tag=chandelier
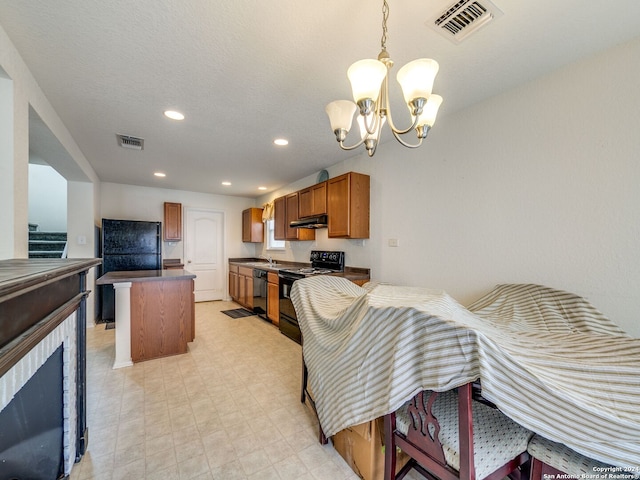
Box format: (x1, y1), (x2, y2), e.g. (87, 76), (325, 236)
(326, 0), (443, 157)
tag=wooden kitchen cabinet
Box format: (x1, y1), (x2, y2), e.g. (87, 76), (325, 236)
(130, 277), (194, 362)
(96, 270), (196, 364)
(242, 207), (264, 243)
(274, 192), (315, 241)
(327, 172), (370, 238)
(229, 264), (239, 301)
(285, 192), (315, 241)
(237, 266), (254, 309)
(163, 202), (182, 241)
(299, 181), (327, 218)
(273, 195), (286, 241)
(267, 271), (279, 325)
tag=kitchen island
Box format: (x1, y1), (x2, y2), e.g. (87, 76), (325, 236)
(96, 269), (195, 368)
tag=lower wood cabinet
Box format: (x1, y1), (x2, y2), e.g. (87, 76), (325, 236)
(130, 278), (194, 362)
(267, 272), (279, 325)
(238, 267), (253, 309)
(229, 265), (239, 301)
(229, 264), (253, 309)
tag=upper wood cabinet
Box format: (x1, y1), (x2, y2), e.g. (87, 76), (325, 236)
(163, 202), (182, 241)
(327, 172), (370, 238)
(242, 208), (264, 243)
(273, 196), (286, 241)
(285, 192), (315, 241)
(272, 171), (368, 241)
(299, 181), (327, 218)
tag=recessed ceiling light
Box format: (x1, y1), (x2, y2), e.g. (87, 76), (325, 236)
(274, 138), (288, 146)
(164, 110), (185, 120)
(222, 181), (232, 186)
(258, 186), (267, 191)
(154, 172), (166, 177)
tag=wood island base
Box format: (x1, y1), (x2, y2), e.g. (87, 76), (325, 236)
(97, 269), (196, 367)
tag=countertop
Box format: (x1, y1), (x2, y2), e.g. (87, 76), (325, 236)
(96, 269), (196, 285)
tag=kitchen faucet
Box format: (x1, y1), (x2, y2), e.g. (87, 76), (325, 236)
(259, 254), (273, 266)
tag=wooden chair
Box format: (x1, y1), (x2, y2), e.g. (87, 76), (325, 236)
(384, 382), (532, 480)
(528, 434), (627, 480)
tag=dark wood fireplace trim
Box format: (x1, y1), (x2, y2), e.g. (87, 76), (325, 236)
(0, 291), (85, 378)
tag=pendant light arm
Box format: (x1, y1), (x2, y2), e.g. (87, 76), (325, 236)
(390, 128), (424, 148)
(337, 136), (367, 151)
(379, 63), (421, 136)
(385, 102), (421, 136)
(361, 103), (379, 136)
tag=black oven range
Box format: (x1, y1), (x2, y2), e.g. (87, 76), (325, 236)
(278, 251), (345, 344)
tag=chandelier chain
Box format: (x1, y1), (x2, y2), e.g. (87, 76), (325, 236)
(325, 0), (442, 156)
(381, 0), (389, 50)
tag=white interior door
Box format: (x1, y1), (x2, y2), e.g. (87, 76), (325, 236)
(184, 208), (224, 302)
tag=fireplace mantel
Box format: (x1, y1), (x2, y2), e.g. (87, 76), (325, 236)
(0, 258), (100, 374)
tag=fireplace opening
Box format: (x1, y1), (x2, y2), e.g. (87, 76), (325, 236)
(0, 345), (64, 479)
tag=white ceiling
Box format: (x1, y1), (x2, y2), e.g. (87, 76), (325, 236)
(1, 0), (640, 197)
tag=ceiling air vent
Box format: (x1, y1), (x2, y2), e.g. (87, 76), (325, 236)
(428, 0), (503, 44)
(116, 134), (144, 150)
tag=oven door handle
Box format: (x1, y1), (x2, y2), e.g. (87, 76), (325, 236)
(279, 274), (302, 283)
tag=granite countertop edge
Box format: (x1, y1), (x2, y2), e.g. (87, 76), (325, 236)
(228, 258), (370, 280)
(96, 269), (196, 285)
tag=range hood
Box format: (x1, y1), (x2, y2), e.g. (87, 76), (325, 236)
(290, 215), (328, 229)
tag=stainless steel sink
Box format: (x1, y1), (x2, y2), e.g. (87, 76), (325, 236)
(244, 262), (284, 269)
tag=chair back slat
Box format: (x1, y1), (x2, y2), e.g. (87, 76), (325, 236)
(406, 391), (448, 465)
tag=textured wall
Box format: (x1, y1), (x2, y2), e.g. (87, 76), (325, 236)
(369, 36), (640, 336)
(258, 36), (640, 337)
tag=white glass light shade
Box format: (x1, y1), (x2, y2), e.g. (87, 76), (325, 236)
(357, 113), (386, 139)
(347, 59), (387, 103)
(396, 58), (439, 105)
(326, 100), (358, 132)
(416, 94), (443, 128)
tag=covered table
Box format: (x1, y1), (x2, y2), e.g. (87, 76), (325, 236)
(291, 277), (640, 468)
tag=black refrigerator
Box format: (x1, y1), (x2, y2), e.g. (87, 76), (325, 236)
(100, 219), (162, 321)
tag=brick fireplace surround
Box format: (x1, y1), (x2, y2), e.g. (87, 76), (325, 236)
(0, 314), (77, 475)
(0, 258), (100, 479)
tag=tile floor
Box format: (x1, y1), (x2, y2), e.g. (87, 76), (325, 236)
(71, 300), (372, 480)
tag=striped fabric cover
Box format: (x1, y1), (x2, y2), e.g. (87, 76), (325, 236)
(290, 277), (640, 469)
(467, 283), (628, 336)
